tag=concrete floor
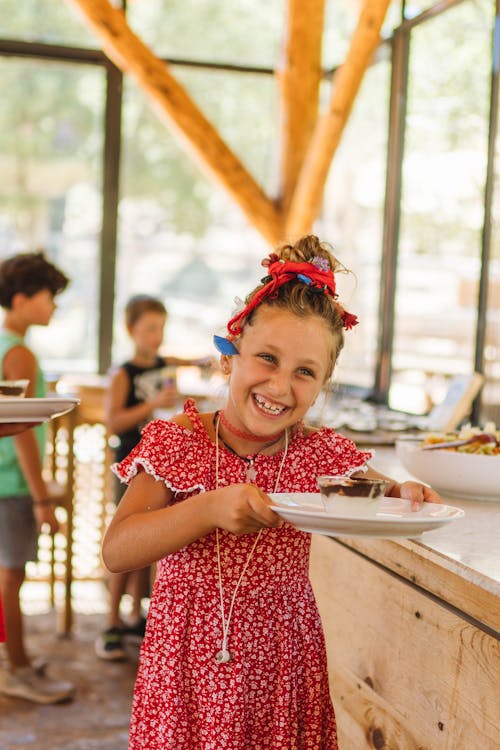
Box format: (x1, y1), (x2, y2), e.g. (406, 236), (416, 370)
(0, 611), (138, 750)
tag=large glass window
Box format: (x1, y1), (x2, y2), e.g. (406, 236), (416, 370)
(390, 0), (492, 412)
(0, 57), (105, 374)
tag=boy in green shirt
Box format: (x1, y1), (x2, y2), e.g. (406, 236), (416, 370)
(0, 252), (74, 704)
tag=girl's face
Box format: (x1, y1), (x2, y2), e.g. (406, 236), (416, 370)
(224, 307), (334, 437)
(128, 312), (166, 358)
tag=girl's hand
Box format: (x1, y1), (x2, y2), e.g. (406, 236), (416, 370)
(389, 481), (442, 511)
(208, 483), (282, 536)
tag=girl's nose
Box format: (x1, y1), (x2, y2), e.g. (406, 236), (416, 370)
(267, 371), (290, 397)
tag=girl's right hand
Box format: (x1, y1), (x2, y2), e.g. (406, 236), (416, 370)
(207, 483), (282, 536)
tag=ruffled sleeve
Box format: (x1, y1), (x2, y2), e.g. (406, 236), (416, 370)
(112, 418), (212, 495)
(307, 428), (372, 477)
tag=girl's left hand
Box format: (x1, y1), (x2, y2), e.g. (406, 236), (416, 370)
(389, 481), (442, 511)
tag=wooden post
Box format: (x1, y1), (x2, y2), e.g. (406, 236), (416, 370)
(67, 0), (283, 244)
(277, 0), (326, 216)
(285, 0), (391, 238)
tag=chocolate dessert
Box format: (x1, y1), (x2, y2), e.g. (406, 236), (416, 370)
(319, 477), (386, 499)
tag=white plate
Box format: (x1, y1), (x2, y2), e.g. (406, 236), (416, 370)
(0, 397), (80, 423)
(269, 493), (465, 539)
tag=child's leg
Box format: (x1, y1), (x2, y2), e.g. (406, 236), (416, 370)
(128, 567), (150, 621)
(0, 566), (29, 670)
(107, 570), (130, 629)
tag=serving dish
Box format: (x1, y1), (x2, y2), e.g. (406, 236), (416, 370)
(396, 438), (500, 501)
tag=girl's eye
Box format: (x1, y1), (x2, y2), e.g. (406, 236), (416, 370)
(258, 353), (276, 363)
(298, 367), (315, 378)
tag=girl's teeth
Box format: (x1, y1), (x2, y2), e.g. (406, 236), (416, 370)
(255, 395), (284, 414)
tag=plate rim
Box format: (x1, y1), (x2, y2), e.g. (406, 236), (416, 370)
(269, 498), (465, 525)
(0, 396), (80, 422)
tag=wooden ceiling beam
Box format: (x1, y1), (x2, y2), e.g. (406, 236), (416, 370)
(285, 0), (391, 238)
(67, 0), (283, 244)
(277, 0), (326, 216)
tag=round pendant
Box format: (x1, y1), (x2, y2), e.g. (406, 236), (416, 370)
(215, 649), (232, 664)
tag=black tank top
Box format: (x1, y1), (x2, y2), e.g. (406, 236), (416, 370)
(114, 356), (169, 463)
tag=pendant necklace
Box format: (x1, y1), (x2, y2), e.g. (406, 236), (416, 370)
(214, 413), (288, 664)
(213, 412), (284, 484)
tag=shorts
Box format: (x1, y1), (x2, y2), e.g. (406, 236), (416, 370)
(0, 495), (38, 568)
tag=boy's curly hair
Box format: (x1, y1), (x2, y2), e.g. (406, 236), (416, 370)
(0, 252), (69, 309)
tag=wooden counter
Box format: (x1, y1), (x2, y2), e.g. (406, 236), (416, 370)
(309, 448), (500, 750)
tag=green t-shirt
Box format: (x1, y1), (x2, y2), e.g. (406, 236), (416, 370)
(0, 330), (47, 497)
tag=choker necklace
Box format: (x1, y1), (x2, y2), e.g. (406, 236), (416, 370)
(214, 413), (288, 664)
(218, 409), (284, 443)
(213, 413), (284, 482)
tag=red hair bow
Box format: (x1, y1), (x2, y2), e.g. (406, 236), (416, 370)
(227, 255), (358, 337)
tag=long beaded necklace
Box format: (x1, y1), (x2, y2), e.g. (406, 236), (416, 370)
(214, 413), (289, 664)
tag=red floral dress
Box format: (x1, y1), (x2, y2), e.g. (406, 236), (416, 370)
(115, 399), (371, 750)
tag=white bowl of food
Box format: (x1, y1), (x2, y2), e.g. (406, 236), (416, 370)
(396, 430), (500, 501)
(317, 475), (388, 517)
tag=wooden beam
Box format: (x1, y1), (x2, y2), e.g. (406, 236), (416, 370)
(67, 0), (283, 244)
(277, 0), (326, 215)
(285, 0), (391, 238)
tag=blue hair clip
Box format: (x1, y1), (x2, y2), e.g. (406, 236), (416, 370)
(213, 335), (239, 356)
(297, 273), (312, 285)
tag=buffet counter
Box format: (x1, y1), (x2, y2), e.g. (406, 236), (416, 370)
(309, 447), (500, 750)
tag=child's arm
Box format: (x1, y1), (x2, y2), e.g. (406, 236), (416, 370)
(3, 345), (58, 533)
(164, 355), (214, 369)
(102, 471), (281, 573)
(105, 367), (176, 435)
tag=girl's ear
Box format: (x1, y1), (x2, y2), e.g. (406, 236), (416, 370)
(220, 355), (232, 375)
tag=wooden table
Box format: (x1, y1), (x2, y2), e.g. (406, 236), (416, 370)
(309, 448), (500, 750)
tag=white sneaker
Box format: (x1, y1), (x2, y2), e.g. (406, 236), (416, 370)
(0, 665), (75, 704)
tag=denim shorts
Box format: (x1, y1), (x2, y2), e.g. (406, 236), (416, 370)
(0, 495), (38, 568)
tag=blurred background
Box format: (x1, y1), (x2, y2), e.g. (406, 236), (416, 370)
(0, 0), (498, 420)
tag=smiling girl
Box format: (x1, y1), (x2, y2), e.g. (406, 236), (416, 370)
(103, 235), (440, 750)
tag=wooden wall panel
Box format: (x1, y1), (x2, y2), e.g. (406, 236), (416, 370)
(310, 535), (500, 749)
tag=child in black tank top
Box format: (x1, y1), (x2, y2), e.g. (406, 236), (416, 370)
(95, 294), (211, 661)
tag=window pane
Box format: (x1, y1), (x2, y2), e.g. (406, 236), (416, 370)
(0, 57), (105, 374)
(174, 67), (277, 190)
(321, 60), (390, 389)
(390, 0), (492, 413)
(127, 0), (285, 68)
(0, 0), (98, 48)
